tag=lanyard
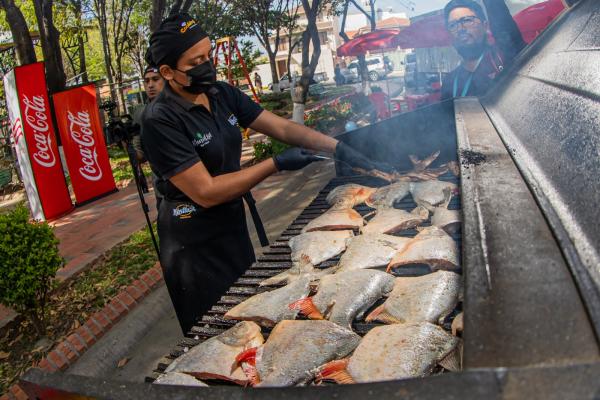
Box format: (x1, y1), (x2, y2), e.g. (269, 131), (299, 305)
(453, 52), (485, 98)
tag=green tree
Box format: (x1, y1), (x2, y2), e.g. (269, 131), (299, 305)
(0, 0), (36, 65)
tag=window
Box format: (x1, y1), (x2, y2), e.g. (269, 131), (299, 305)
(278, 41), (288, 51)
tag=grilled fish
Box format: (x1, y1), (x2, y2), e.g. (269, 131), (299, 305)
(317, 322), (460, 384)
(362, 206), (429, 234)
(289, 269), (395, 329)
(387, 226), (459, 272)
(337, 233), (411, 272)
(235, 320), (361, 387)
(410, 180), (458, 206)
(164, 321), (263, 385)
(326, 184), (377, 208)
(301, 206), (364, 233)
(365, 182), (410, 208)
(366, 271), (461, 324)
(290, 230), (353, 266)
(420, 187), (461, 233)
(452, 312), (464, 336)
(225, 276), (311, 327)
(153, 372), (208, 387)
(259, 262), (338, 287)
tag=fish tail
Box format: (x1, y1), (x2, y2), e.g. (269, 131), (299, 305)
(316, 359), (354, 384)
(288, 297), (324, 320)
(241, 363), (261, 386)
(235, 347), (258, 366)
(365, 304), (400, 324)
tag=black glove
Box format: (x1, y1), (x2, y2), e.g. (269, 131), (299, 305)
(335, 142), (394, 172)
(273, 147), (321, 171)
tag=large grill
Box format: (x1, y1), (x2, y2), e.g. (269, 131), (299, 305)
(149, 172), (462, 382)
(19, 2), (600, 397)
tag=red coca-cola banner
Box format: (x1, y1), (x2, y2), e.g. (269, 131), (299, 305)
(4, 62), (73, 220)
(53, 84), (116, 204)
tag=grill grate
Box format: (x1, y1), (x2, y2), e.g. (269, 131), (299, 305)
(148, 173), (461, 382)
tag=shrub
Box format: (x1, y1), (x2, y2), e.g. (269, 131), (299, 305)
(252, 138), (291, 162)
(0, 205), (63, 335)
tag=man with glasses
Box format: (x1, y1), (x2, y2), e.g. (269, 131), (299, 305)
(441, 0), (526, 100)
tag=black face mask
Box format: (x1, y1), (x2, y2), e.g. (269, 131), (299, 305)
(177, 61), (216, 94)
(454, 41), (487, 61)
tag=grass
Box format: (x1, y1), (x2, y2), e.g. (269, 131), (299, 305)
(0, 223), (158, 394)
(108, 145), (152, 184)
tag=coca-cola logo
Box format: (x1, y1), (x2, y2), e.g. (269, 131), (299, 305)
(22, 95), (57, 168)
(67, 110), (103, 182)
(10, 117), (23, 146)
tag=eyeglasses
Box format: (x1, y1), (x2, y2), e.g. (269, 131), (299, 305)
(447, 16), (481, 33)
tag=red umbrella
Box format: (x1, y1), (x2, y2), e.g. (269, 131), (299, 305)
(513, 0), (565, 43)
(337, 29), (402, 57)
(394, 11), (452, 49)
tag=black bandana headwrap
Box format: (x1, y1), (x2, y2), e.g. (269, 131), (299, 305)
(146, 13), (209, 68)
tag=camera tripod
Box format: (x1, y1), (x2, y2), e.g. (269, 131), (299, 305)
(123, 138), (160, 260)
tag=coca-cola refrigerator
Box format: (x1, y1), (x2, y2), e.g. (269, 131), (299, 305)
(52, 84), (117, 205)
(3, 62), (73, 220)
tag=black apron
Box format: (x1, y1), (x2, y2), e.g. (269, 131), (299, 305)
(158, 196), (255, 334)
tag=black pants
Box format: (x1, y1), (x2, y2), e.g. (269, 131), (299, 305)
(157, 197), (255, 334)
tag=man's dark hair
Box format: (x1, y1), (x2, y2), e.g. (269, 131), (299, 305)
(444, 0), (487, 25)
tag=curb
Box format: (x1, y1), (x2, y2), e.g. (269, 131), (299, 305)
(1, 262), (164, 400)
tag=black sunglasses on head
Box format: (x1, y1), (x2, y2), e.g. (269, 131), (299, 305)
(447, 15), (482, 33)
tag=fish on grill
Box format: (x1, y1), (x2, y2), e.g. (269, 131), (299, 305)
(290, 230), (353, 265)
(337, 233), (412, 272)
(362, 206), (429, 234)
(164, 321), (264, 385)
(326, 184), (377, 207)
(420, 188), (461, 234)
(316, 322), (461, 384)
(410, 180), (458, 206)
(355, 152), (450, 183)
(225, 276), (311, 327)
(301, 205), (364, 233)
(387, 226), (459, 272)
(259, 261), (338, 287)
(153, 372), (208, 387)
(235, 320), (361, 387)
(364, 182), (411, 208)
(289, 269), (395, 329)
(259, 230), (353, 286)
(366, 271), (461, 324)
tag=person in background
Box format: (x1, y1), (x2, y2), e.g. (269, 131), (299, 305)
(334, 63), (343, 86)
(254, 72), (263, 95)
(441, 0), (526, 100)
(132, 65), (165, 208)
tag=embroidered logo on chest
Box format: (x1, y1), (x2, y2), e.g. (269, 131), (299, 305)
(227, 114), (238, 126)
(192, 131), (213, 147)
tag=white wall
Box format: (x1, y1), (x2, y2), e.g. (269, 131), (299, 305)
(254, 64), (273, 88)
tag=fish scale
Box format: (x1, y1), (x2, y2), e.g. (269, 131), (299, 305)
(148, 173), (462, 384)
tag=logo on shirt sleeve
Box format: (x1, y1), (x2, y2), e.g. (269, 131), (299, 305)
(192, 131), (213, 147)
(227, 114), (238, 126)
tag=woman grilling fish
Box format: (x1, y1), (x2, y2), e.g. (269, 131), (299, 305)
(142, 13), (389, 334)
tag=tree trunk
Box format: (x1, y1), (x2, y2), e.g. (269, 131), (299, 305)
(292, 0), (321, 125)
(78, 34), (88, 82)
(268, 53), (280, 92)
(33, 0), (67, 93)
(0, 0), (37, 65)
(98, 16), (119, 112)
(150, 0), (166, 32)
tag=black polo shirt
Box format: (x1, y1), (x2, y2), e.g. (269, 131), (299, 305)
(141, 82), (263, 201)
